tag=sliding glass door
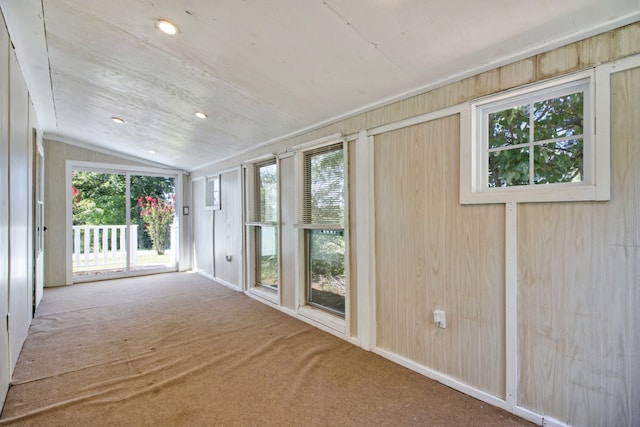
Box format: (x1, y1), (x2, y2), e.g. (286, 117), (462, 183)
(70, 166), (178, 281)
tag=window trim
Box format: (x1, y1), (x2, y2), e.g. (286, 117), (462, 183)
(460, 68), (610, 204)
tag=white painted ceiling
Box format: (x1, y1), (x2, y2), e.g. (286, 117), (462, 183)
(1, 0), (639, 171)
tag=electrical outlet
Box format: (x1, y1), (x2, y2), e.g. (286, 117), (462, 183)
(433, 310), (446, 329)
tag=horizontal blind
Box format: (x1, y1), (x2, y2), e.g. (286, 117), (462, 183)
(302, 143), (344, 226)
(252, 160), (277, 223)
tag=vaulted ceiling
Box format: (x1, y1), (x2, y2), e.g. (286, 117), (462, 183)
(2, 0), (639, 170)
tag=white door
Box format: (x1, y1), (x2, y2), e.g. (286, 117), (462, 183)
(192, 178), (214, 277)
(8, 50), (31, 372)
(34, 132), (44, 308)
(0, 13), (10, 406)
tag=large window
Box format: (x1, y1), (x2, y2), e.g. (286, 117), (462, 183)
(301, 143), (345, 317)
(246, 160), (278, 292)
(461, 70), (609, 204)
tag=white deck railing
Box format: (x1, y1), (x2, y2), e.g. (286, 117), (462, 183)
(72, 225), (138, 268)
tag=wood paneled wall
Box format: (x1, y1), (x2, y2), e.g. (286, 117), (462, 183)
(188, 22), (640, 425)
(213, 169), (242, 288)
(374, 116), (505, 397)
(518, 66), (640, 426)
(192, 178), (213, 275)
(8, 50), (31, 372)
(0, 12), (10, 405)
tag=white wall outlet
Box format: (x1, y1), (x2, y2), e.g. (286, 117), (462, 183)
(433, 310), (446, 329)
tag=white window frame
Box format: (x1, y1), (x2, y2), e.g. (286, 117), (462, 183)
(461, 68), (610, 204)
(294, 134), (350, 335)
(244, 157), (280, 304)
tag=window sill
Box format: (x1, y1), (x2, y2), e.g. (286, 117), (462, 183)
(460, 182), (608, 204)
(248, 286), (279, 305)
(297, 305), (346, 335)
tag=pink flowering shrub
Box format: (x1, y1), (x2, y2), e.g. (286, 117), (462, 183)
(138, 195), (175, 255)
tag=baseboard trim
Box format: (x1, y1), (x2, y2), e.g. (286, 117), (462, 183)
(195, 270), (214, 281)
(213, 276), (242, 292)
(373, 347), (568, 427)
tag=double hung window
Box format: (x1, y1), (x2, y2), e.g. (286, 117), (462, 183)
(247, 160), (278, 291)
(300, 143), (345, 317)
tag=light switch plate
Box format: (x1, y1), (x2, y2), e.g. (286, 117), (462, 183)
(433, 310), (446, 329)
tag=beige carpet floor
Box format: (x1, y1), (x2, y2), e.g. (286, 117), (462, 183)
(0, 272), (534, 426)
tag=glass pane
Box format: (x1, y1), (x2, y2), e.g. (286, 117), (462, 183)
(308, 229), (345, 316)
(488, 104), (530, 149)
(534, 139), (583, 184)
(488, 147), (530, 187)
(534, 92), (584, 141)
(205, 176), (220, 210)
(256, 162), (277, 223)
(131, 175), (176, 271)
(304, 146), (344, 225)
(256, 226), (278, 288)
(72, 171), (127, 277)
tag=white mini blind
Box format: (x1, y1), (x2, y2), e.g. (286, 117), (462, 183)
(252, 160), (277, 223)
(302, 143), (344, 226)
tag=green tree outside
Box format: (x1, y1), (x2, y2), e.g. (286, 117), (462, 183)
(487, 91), (584, 187)
(72, 171), (175, 250)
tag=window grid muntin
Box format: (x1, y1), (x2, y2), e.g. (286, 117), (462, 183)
(486, 97), (585, 186)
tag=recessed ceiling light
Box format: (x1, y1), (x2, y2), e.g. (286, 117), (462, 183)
(148, 150), (156, 154)
(195, 111), (208, 119)
(111, 117), (125, 124)
(156, 19), (178, 35)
